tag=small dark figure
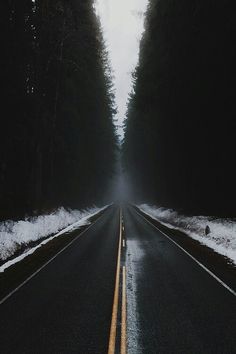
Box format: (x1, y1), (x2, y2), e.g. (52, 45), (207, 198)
(205, 225), (211, 236)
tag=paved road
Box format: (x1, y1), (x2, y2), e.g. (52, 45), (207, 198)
(0, 205), (120, 354)
(1, 204), (236, 354)
(124, 205), (236, 354)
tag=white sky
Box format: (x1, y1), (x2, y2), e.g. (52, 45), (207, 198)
(95, 0), (148, 139)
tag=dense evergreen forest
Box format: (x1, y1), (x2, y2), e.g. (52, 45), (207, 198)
(0, 0), (117, 220)
(123, 0), (236, 217)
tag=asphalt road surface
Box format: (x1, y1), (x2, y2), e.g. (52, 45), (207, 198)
(1, 204), (236, 354)
(0, 206), (120, 354)
(124, 205), (236, 354)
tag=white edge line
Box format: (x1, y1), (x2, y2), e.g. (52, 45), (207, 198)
(134, 207), (236, 297)
(0, 206), (109, 273)
(0, 210), (107, 306)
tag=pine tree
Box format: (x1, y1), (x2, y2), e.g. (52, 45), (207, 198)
(0, 0), (117, 220)
(123, 0), (236, 216)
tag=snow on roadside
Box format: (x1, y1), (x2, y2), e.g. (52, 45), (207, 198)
(0, 206), (106, 265)
(138, 204), (236, 266)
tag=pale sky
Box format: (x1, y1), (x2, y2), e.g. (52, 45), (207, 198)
(95, 0), (148, 139)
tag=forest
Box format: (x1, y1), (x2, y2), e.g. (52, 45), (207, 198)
(1, 0), (236, 221)
(0, 0), (117, 221)
(123, 0), (236, 217)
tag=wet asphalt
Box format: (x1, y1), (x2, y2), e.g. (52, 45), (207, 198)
(0, 205), (119, 354)
(124, 205), (236, 354)
(1, 204), (236, 354)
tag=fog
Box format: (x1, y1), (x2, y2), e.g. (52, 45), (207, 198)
(95, 0), (148, 138)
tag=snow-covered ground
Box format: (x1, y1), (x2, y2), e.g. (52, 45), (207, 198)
(0, 206), (106, 265)
(138, 204), (236, 266)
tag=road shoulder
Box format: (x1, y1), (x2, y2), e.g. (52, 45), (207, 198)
(0, 207), (109, 302)
(133, 205), (236, 293)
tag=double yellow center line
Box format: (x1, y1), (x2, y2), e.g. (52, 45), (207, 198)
(108, 208), (127, 354)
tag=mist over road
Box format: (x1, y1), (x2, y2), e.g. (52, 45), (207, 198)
(1, 205), (236, 354)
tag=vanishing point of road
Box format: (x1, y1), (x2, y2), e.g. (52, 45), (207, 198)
(0, 205), (236, 353)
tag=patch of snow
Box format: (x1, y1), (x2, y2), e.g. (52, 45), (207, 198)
(127, 239), (145, 354)
(138, 204), (236, 266)
(0, 206), (106, 264)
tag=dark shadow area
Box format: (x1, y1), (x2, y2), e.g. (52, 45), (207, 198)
(123, 0), (236, 217)
(0, 0), (118, 220)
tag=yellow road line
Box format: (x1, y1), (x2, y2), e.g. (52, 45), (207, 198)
(108, 209), (122, 354)
(121, 266), (127, 354)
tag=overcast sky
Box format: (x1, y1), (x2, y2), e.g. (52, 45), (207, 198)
(95, 0), (148, 139)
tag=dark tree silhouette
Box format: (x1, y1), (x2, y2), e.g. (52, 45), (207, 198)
(0, 0), (117, 220)
(123, 0), (236, 217)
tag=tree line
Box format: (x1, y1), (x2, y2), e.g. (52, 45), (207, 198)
(123, 0), (236, 216)
(0, 0), (117, 220)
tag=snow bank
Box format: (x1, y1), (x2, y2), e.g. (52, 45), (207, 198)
(0, 206), (105, 262)
(138, 204), (236, 265)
